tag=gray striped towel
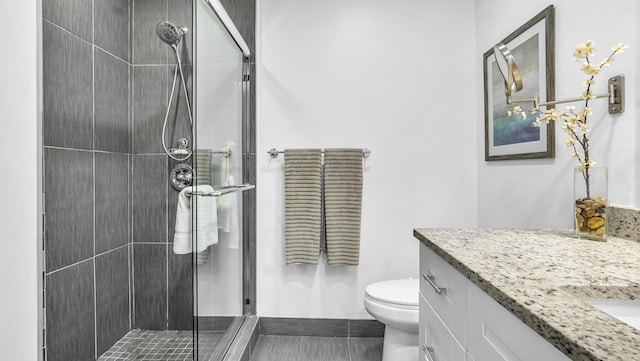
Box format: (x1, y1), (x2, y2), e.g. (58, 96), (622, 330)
(323, 148), (363, 266)
(285, 149), (323, 264)
(194, 149), (212, 264)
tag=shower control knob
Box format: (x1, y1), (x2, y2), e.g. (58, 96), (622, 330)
(170, 164), (194, 191)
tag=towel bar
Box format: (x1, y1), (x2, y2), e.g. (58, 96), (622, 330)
(186, 183), (255, 197)
(267, 148), (371, 158)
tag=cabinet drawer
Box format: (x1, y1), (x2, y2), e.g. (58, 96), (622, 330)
(420, 243), (467, 344)
(466, 281), (571, 361)
(419, 294), (466, 361)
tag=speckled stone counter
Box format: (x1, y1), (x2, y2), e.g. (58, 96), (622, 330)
(413, 228), (640, 361)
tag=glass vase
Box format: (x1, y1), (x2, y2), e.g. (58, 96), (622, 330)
(574, 166), (608, 241)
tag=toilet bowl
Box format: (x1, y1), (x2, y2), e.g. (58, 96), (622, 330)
(364, 278), (419, 361)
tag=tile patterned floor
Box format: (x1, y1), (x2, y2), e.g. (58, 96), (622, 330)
(98, 329), (224, 361)
(250, 336), (383, 361)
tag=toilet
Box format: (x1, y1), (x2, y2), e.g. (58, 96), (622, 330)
(364, 278), (419, 361)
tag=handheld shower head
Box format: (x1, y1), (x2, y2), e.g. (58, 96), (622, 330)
(156, 21), (188, 47)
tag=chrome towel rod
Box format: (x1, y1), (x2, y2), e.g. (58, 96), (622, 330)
(268, 148), (371, 158)
(186, 183), (255, 197)
(197, 149), (231, 157)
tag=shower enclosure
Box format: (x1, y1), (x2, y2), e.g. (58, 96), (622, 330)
(41, 0), (254, 359)
(191, 0), (254, 359)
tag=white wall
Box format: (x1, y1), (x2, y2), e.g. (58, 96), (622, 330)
(476, 0), (640, 228)
(257, 0), (477, 318)
(0, 0), (41, 360)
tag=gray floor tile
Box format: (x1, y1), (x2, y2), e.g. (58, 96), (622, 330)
(251, 336), (350, 361)
(98, 329), (223, 361)
(349, 338), (383, 361)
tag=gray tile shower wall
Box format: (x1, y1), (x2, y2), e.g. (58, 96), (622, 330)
(43, 20), (93, 150)
(45, 260), (96, 361)
(132, 154), (167, 244)
(42, 0), (134, 359)
(132, 0), (168, 65)
(95, 152), (130, 254)
(166, 64), (193, 150)
(168, 252), (194, 330)
(168, 0), (194, 66)
(43, 0), (93, 42)
(96, 247), (131, 355)
(95, 0), (131, 62)
(95, 48), (131, 153)
(133, 243), (168, 330)
(132, 65), (167, 154)
(43, 0), (256, 357)
(44, 148), (94, 272)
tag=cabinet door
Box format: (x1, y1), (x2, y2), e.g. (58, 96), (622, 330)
(420, 243), (467, 344)
(420, 294), (466, 361)
(466, 282), (571, 361)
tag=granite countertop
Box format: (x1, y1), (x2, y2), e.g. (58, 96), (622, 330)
(413, 228), (640, 361)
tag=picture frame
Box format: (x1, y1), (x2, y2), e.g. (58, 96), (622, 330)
(483, 5), (555, 161)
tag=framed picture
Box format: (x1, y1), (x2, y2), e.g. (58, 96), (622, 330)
(484, 5), (555, 161)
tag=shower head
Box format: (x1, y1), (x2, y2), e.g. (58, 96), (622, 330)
(156, 21), (188, 47)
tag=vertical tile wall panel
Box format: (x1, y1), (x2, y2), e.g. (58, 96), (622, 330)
(95, 0), (131, 62)
(168, 252), (193, 330)
(133, 244), (168, 329)
(168, 0), (193, 65)
(165, 65), (193, 153)
(96, 152), (130, 254)
(43, 21), (93, 150)
(132, 154), (167, 243)
(44, 148), (94, 272)
(42, 0), (93, 42)
(132, 65), (167, 153)
(132, 0), (168, 65)
(45, 260), (95, 361)
(96, 247), (130, 356)
(95, 49), (131, 153)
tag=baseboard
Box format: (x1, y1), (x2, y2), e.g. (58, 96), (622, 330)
(258, 317), (384, 338)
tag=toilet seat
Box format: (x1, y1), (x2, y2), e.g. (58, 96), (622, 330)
(365, 279), (419, 310)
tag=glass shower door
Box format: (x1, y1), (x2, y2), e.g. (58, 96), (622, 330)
(193, 0), (246, 359)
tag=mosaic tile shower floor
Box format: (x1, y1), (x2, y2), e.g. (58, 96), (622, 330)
(98, 329), (223, 361)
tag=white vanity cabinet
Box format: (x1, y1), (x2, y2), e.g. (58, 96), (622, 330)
(419, 243), (571, 361)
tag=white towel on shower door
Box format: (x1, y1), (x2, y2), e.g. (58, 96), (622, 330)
(173, 185), (219, 254)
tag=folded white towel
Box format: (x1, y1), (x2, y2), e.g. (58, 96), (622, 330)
(217, 175), (240, 249)
(173, 185), (219, 254)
